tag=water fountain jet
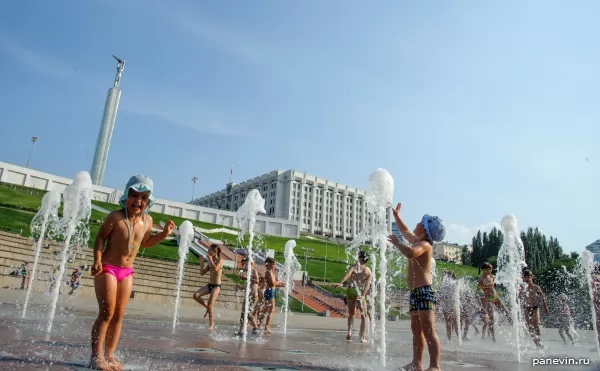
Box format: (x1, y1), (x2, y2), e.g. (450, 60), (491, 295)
(236, 189), (266, 342)
(22, 190), (61, 318)
(364, 168), (394, 367)
(496, 214), (526, 363)
(282, 240), (301, 334)
(46, 171), (92, 335)
(580, 251), (600, 361)
(172, 221), (195, 332)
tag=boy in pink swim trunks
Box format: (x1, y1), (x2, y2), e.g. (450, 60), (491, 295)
(90, 175), (175, 371)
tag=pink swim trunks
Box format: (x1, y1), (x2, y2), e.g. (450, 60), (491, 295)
(102, 263), (134, 282)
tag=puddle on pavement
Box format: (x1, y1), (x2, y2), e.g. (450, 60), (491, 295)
(138, 335), (176, 341)
(443, 361), (488, 368)
(239, 367), (299, 371)
(274, 349), (319, 355)
(180, 347), (228, 354)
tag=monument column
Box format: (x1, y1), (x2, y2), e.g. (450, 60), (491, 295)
(90, 56), (126, 186)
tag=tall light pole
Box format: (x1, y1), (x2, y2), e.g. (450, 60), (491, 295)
(300, 247), (314, 311)
(191, 177), (198, 202)
(26, 136), (38, 168)
(324, 242), (328, 281)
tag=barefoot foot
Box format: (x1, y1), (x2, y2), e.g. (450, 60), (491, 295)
(399, 362), (422, 371)
(360, 338), (368, 343)
(106, 356), (123, 371)
(346, 332), (352, 341)
(265, 328), (274, 335)
(89, 357), (114, 371)
(207, 324), (215, 332)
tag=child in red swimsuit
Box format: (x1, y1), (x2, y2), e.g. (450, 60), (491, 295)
(89, 175), (174, 371)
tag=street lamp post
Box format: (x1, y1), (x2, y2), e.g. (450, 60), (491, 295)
(26, 136), (38, 168)
(300, 247), (314, 311)
(191, 177), (198, 202)
(324, 242), (327, 281)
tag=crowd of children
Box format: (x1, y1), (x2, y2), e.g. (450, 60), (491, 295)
(79, 173), (599, 371)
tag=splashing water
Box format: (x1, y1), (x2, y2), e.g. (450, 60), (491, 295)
(580, 250), (600, 361)
(173, 221), (195, 332)
(431, 257), (437, 286)
(364, 168), (394, 368)
(495, 214), (527, 363)
(236, 189), (266, 342)
(282, 240), (301, 334)
(22, 190), (61, 318)
(46, 171), (92, 335)
(369, 252), (377, 345)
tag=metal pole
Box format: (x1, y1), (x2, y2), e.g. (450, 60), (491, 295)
(324, 242), (327, 281)
(26, 136), (38, 168)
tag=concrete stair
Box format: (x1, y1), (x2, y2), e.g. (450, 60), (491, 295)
(290, 280), (348, 318)
(0, 231), (244, 310)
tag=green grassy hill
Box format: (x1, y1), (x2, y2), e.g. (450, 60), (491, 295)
(0, 182), (479, 283)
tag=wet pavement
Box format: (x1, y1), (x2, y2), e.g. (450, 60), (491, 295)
(1, 289), (599, 370)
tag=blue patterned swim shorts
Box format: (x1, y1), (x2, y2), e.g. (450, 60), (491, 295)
(409, 285), (436, 311)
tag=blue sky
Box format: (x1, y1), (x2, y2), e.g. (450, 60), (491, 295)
(0, 0), (598, 252)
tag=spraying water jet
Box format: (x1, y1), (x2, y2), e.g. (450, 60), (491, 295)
(172, 221), (195, 332)
(22, 190), (61, 318)
(46, 171), (92, 335)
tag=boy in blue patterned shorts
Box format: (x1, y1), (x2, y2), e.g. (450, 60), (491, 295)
(388, 203), (445, 371)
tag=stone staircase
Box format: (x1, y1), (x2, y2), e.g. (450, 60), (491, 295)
(0, 231), (244, 310)
(290, 280), (348, 318)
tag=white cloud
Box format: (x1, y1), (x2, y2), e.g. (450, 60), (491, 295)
(0, 33), (77, 80)
(444, 222), (501, 245)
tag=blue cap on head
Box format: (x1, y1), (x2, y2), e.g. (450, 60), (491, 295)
(119, 175), (154, 213)
(422, 215), (445, 244)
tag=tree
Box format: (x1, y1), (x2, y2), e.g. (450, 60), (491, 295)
(461, 245), (471, 266)
(471, 231), (483, 267)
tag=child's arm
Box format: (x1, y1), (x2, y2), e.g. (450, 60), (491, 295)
(333, 266), (355, 287)
(362, 269), (372, 296)
(391, 203), (419, 244)
(141, 218), (175, 248)
(537, 286), (550, 314)
(207, 255), (223, 272)
(389, 238), (430, 259)
(91, 211), (119, 275)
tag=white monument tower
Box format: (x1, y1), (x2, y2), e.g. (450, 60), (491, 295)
(90, 55), (126, 185)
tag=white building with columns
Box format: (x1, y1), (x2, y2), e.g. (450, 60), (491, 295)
(192, 169), (392, 240)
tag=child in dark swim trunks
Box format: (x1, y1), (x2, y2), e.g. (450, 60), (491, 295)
(519, 270), (549, 349)
(90, 175), (175, 371)
(388, 202), (445, 371)
(193, 244), (223, 332)
(262, 257), (285, 334)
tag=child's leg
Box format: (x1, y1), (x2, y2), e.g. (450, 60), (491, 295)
(358, 300), (367, 342)
(205, 287), (221, 331)
(495, 301), (513, 325)
(346, 297), (356, 340)
(264, 299), (276, 334)
(486, 305), (496, 342)
(418, 310), (441, 370)
(443, 311), (452, 341)
(90, 274), (118, 371)
(401, 311), (424, 371)
(104, 276), (133, 370)
(558, 325), (567, 344)
(193, 286), (210, 308)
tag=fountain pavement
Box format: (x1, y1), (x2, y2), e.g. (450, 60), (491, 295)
(1, 289), (598, 370)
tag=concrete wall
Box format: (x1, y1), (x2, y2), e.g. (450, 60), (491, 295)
(0, 161), (300, 238)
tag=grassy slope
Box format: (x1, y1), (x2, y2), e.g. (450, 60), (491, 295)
(0, 183), (479, 283)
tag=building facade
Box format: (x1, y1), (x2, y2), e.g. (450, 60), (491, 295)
(0, 161), (300, 239)
(586, 240), (600, 263)
(433, 242), (472, 265)
(193, 169), (392, 240)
